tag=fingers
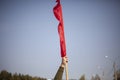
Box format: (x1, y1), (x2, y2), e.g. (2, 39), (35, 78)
(65, 56), (68, 63)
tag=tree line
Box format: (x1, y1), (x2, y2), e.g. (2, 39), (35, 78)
(1, 69), (120, 80)
(79, 69), (120, 80)
(0, 70), (47, 80)
(79, 74), (100, 80)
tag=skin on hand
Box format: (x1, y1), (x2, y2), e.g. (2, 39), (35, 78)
(60, 56), (68, 68)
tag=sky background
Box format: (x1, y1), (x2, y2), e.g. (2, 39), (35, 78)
(0, 0), (120, 80)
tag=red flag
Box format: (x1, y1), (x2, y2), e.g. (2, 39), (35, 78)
(53, 0), (66, 57)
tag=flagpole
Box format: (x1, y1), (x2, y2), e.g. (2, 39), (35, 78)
(65, 63), (69, 80)
(53, 0), (68, 79)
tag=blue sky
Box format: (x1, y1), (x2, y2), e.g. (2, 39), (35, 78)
(0, 0), (120, 80)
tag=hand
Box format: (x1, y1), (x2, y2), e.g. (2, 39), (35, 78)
(60, 56), (68, 68)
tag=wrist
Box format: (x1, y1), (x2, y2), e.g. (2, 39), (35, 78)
(60, 63), (65, 68)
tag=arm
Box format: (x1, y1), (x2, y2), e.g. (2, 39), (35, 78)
(54, 57), (68, 80)
(54, 66), (64, 80)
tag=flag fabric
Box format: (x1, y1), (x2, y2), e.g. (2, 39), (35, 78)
(53, 0), (66, 57)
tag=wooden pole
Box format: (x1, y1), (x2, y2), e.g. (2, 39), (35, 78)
(65, 63), (69, 80)
(114, 62), (117, 80)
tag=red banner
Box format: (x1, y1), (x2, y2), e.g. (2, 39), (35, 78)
(53, 0), (66, 57)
